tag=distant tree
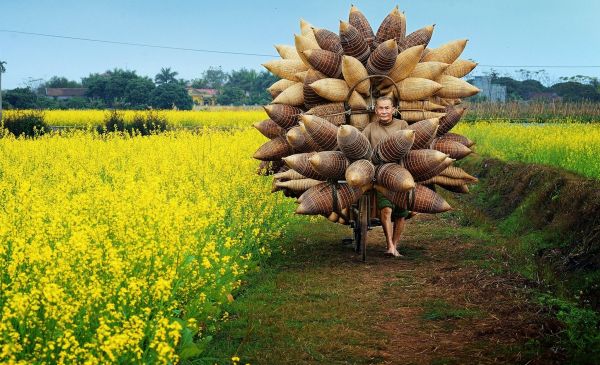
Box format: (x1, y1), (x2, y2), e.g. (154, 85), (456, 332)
(124, 77), (155, 109)
(222, 68), (277, 105)
(4, 87), (38, 109)
(550, 82), (600, 102)
(83, 69), (148, 107)
(217, 86), (246, 106)
(45, 76), (82, 88)
(155, 67), (179, 85)
(0, 61), (6, 121)
(149, 83), (192, 110)
(192, 67), (228, 89)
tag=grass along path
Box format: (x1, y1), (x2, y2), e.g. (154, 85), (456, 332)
(199, 210), (560, 364)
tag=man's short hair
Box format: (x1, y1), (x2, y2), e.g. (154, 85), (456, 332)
(375, 95), (394, 106)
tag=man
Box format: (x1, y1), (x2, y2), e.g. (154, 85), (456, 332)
(362, 96), (415, 257)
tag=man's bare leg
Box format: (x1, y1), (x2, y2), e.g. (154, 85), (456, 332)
(381, 207), (401, 256)
(392, 217), (406, 250)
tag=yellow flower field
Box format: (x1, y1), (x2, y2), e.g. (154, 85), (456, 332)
(454, 122), (600, 179)
(0, 129), (293, 364)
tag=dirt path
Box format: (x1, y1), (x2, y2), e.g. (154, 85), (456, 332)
(202, 212), (559, 364)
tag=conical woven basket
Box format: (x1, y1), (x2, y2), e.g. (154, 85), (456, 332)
(309, 78), (350, 102)
(262, 59), (308, 81)
(268, 79), (297, 98)
(253, 119), (284, 139)
(387, 78), (442, 101)
(443, 59), (478, 78)
(409, 61), (449, 80)
(399, 100), (445, 111)
(303, 69), (329, 109)
(349, 5), (375, 48)
(366, 39), (398, 76)
(272, 82), (304, 106)
(436, 106), (466, 136)
(304, 49), (343, 79)
(403, 149), (448, 181)
(375, 6), (406, 43)
(373, 129), (416, 163)
(276, 178), (323, 192)
(436, 75), (480, 99)
(422, 39), (468, 64)
(283, 152), (326, 180)
(406, 118), (440, 149)
(345, 159), (375, 187)
(309, 151), (350, 179)
(376, 163), (415, 192)
(342, 55), (371, 95)
(253, 136), (294, 161)
(438, 132), (474, 147)
(306, 102), (346, 126)
(273, 169), (306, 181)
(313, 28), (344, 55)
(431, 139), (472, 160)
(300, 114), (339, 151)
(401, 111), (446, 123)
(275, 44), (301, 60)
(337, 124), (373, 160)
(439, 166), (478, 182)
(397, 25), (434, 52)
(380, 45), (424, 87)
(339, 21), (371, 64)
(264, 104), (303, 129)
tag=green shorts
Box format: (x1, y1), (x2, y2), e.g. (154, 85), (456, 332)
(376, 191), (410, 220)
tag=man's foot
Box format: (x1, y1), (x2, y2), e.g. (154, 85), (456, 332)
(384, 248), (403, 257)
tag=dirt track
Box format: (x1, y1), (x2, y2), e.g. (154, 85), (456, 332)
(203, 213), (561, 364)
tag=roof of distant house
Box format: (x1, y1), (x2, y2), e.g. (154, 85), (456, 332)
(187, 88), (218, 96)
(46, 88), (88, 97)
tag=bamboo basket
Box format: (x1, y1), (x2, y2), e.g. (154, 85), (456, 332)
(385, 78), (442, 101)
(300, 114), (339, 151)
(275, 44), (301, 60)
(406, 118), (439, 149)
(272, 82), (304, 106)
(436, 106), (466, 136)
(306, 102), (346, 126)
(303, 69), (329, 109)
(253, 136), (294, 161)
(380, 45), (424, 87)
(268, 79), (297, 99)
(276, 178), (323, 192)
(304, 49), (343, 79)
(397, 25), (434, 53)
(366, 39), (398, 76)
(295, 71), (308, 82)
(286, 126), (312, 152)
(339, 21), (371, 64)
(431, 139), (472, 160)
(373, 130), (416, 163)
(420, 175), (470, 187)
(375, 6), (406, 43)
(298, 122), (323, 152)
(444, 59), (478, 78)
(409, 61), (449, 80)
(295, 33), (321, 68)
(264, 104), (303, 129)
(309, 151), (350, 179)
(401, 111), (446, 123)
(349, 114), (370, 132)
(273, 169), (306, 181)
(422, 39), (468, 64)
(399, 100), (445, 111)
(345, 159), (375, 187)
(403, 149), (448, 181)
(438, 183), (469, 194)
(439, 166), (478, 181)
(283, 152), (326, 180)
(435, 75), (480, 99)
(313, 28), (344, 55)
(349, 5), (375, 48)
(262, 59), (308, 81)
(309, 78), (350, 102)
(337, 124), (373, 160)
(375, 163), (415, 192)
(342, 55), (371, 95)
(253, 119), (284, 139)
(437, 132), (474, 147)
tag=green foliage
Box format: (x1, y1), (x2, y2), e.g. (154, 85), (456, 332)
(154, 67), (179, 85)
(1, 110), (49, 137)
(4, 87), (38, 109)
(83, 68), (153, 107)
(217, 68), (277, 105)
(421, 299), (480, 321)
(99, 110), (169, 135)
(100, 110), (126, 133)
(43, 76), (82, 89)
(539, 294), (600, 364)
(191, 66), (227, 89)
(551, 82), (600, 102)
(149, 83), (193, 110)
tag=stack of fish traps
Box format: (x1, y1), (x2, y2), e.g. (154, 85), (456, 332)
(253, 5), (480, 223)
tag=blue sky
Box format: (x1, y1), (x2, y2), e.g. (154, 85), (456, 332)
(1, 0), (599, 88)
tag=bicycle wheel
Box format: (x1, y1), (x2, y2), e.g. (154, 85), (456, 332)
(358, 194), (369, 262)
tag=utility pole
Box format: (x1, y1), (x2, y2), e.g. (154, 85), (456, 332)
(0, 61), (6, 123)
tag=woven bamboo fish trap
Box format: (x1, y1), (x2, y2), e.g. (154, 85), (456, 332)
(376, 6), (406, 43)
(272, 82), (304, 106)
(273, 168), (306, 181)
(339, 21), (371, 64)
(439, 184), (469, 194)
(444, 59), (478, 78)
(298, 122), (323, 152)
(437, 106), (467, 136)
(401, 111), (446, 123)
(286, 126), (313, 152)
(406, 118), (440, 149)
(262, 59), (308, 81)
(345, 159), (375, 187)
(296, 183), (361, 215)
(254, 119), (284, 139)
(375, 184), (451, 213)
(439, 166), (478, 182)
(397, 25), (434, 52)
(300, 114), (339, 151)
(380, 45), (424, 87)
(303, 69), (329, 109)
(436, 75), (480, 99)
(349, 113), (370, 131)
(276, 178), (323, 192)
(305, 103), (346, 126)
(275, 44), (301, 60)
(337, 124), (373, 160)
(373, 130), (415, 164)
(376, 163), (415, 192)
(304, 49), (343, 79)
(309, 78), (350, 102)
(264, 104), (302, 129)
(409, 61), (449, 80)
(403, 149), (448, 181)
(313, 28), (344, 55)
(283, 152), (326, 180)
(268, 79), (297, 98)
(342, 56), (370, 95)
(294, 71), (308, 83)
(438, 132), (475, 147)
(349, 5), (375, 49)
(366, 39), (398, 76)
(385, 78), (442, 101)
(295, 33), (321, 67)
(399, 100), (445, 112)
(431, 138), (472, 160)
(253, 136), (294, 161)
(420, 175), (471, 187)
(309, 151), (350, 179)
(422, 39), (468, 64)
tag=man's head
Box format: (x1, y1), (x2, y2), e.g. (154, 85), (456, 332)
(375, 96), (395, 124)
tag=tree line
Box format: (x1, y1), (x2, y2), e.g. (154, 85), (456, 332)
(0, 66), (277, 110)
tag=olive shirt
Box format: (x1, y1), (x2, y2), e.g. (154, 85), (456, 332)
(361, 118), (409, 148)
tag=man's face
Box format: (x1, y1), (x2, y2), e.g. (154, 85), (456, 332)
(375, 99), (394, 124)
